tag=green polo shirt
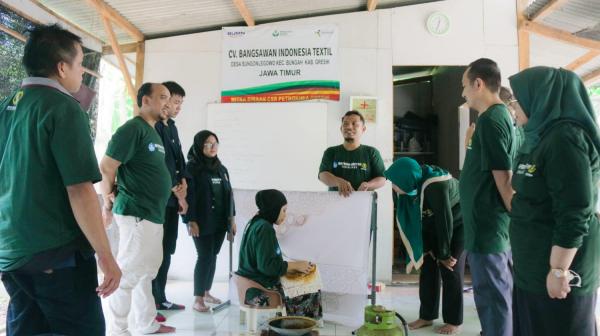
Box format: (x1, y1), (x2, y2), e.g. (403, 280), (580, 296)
(0, 82), (100, 271)
(319, 144), (385, 191)
(459, 104), (514, 254)
(236, 218), (288, 288)
(106, 116), (172, 224)
(511, 123), (600, 295)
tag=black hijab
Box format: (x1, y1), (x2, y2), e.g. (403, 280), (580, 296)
(187, 130), (222, 174)
(253, 189), (287, 224)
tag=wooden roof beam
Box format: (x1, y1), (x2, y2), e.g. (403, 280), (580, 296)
(565, 51), (600, 71)
(102, 42), (138, 54)
(520, 20), (600, 51)
(2, 0), (104, 47)
(0, 22), (25, 42)
(28, 0), (104, 45)
(583, 68), (600, 85)
(102, 43), (138, 67)
(1, 0), (42, 26)
(87, 0), (144, 42)
(232, 0), (255, 26)
(367, 0), (378, 11)
(529, 0), (569, 22)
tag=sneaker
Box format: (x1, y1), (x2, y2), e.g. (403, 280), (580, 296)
(157, 301), (186, 310)
(155, 312), (166, 323)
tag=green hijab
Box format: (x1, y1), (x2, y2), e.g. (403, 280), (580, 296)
(509, 66), (600, 154)
(384, 157), (450, 273)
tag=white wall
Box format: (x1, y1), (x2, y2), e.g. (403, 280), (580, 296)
(142, 0), (517, 284)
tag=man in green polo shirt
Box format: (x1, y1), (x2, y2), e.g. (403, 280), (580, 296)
(100, 83), (175, 335)
(319, 110), (386, 196)
(0, 24), (120, 336)
(459, 58), (515, 336)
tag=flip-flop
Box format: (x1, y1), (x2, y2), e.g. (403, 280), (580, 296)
(203, 296), (222, 304)
(193, 304), (211, 313)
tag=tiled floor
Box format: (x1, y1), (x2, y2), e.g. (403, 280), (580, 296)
(2, 279), (596, 335)
(100, 280), (483, 335)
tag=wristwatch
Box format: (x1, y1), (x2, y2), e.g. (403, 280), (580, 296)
(550, 268), (568, 279)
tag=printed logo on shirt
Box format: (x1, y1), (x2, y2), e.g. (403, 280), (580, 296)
(333, 161), (368, 171)
(422, 209), (434, 218)
(148, 143), (165, 154)
(516, 163), (537, 177)
(211, 177), (222, 185)
(5, 90), (24, 111)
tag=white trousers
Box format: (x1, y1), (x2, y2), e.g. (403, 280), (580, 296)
(108, 215), (164, 335)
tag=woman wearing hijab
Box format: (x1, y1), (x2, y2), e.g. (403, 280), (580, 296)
(184, 130), (236, 313)
(385, 158), (464, 335)
(509, 67), (600, 335)
(236, 189), (323, 320)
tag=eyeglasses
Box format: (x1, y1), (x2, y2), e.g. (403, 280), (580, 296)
(203, 142), (219, 149)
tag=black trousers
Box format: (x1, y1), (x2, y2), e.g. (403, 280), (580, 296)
(514, 286), (598, 336)
(418, 250), (466, 325)
(2, 253), (105, 336)
(193, 231), (226, 296)
(152, 206), (179, 305)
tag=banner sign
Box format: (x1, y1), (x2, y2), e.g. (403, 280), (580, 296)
(221, 25), (340, 103)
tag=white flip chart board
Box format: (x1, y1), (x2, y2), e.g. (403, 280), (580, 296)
(207, 102), (328, 191)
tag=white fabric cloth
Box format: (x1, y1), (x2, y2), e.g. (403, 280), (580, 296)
(233, 189), (373, 327)
(280, 267), (323, 298)
(108, 215), (164, 335)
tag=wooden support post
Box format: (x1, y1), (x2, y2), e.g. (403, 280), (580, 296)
(367, 0), (378, 12)
(517, 0), (530, 70)
(101, 15), (136, 107)
(135, 41), (145, 89)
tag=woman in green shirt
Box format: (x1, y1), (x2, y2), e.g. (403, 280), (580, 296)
(385, 158), (464, 335)
(236, 189), (323, 320)
(509, 66), (600, 335)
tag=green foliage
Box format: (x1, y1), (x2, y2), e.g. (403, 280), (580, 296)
(0, 35), (26, 103)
